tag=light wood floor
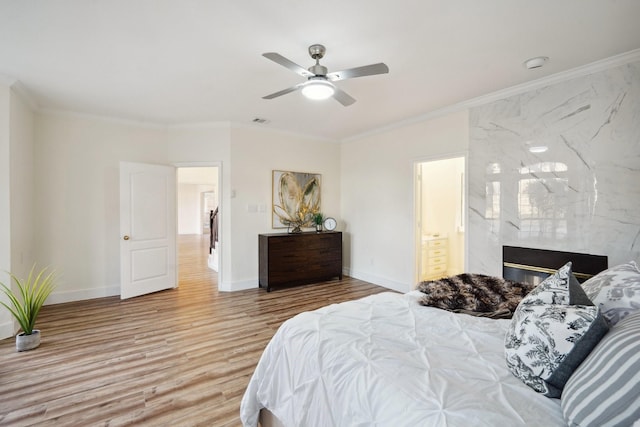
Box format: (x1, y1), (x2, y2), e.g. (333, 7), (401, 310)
(0, 235), (389, 426)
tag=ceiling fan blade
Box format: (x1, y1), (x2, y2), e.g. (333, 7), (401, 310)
(262, 52), (314, 78)
(332, 87), (356, 106)
(262, 83), (305, 100)
(326, 63), (389, 81)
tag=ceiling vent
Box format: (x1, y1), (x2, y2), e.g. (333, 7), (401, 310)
(252, 117), (270, 124)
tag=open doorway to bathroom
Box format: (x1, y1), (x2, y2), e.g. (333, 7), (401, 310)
(415, 156), (466, 285)
(177, 166), (220, 287)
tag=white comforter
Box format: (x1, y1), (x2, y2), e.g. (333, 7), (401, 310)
(240, 291), (565, 427)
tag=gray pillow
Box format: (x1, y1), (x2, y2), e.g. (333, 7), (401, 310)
(569, 274), (593, 306)
(581, 261), (640, 326)
(562, 311), (640, 426)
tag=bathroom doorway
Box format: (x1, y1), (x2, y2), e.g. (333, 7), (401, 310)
(415, 156), (466, 285)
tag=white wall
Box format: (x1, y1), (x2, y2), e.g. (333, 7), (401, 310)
(35, 113), (169, 303)
(341, 111), (469, 293)
(177, 183), (215, 234)
(227, 125), (341, 290)
(0, 85), (37, 339)
(177, 166), (218, 234)
(0, 83), (12, 338)
(10, 89), (35, 281)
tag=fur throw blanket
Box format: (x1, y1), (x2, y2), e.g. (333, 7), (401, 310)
(416, 273), (535, 319)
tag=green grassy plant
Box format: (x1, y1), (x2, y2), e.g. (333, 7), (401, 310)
(0, 265), (56, 335)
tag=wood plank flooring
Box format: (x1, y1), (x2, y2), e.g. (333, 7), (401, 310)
(0, 235), (389, 426)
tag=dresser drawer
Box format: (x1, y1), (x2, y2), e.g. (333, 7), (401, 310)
(421, 235), (448, 281)
(427, 238), (447, 248)
(428, 248), (447, 258)
(424, 263), (447, 275)
(427, 256), (446, 266)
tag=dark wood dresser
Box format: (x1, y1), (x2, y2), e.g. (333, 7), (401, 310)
(258, 231), (342, 292)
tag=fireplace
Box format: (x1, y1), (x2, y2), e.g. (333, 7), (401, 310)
(503, 246), (608, 286)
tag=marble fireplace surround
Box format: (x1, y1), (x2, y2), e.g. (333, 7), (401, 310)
(468, 60), (640, 277)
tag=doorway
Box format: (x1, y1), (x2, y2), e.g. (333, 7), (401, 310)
(415, 156), (466, 284)
(177, 166), (220, 284)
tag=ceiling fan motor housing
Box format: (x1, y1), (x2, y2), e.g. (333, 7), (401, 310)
(308, 64), (328, 76)
(308, 44), (328, 76)
(308, 44), (326, 59)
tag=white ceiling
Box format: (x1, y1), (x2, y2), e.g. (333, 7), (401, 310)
(1, 1), (640, 141)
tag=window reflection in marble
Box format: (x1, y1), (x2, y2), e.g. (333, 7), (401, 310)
(487, 163), (501, 174)
(482, 161), (571, 240)
(485, 181), (501, 219)
(519, 162), (568, 174)
(517, 162), (569, 240)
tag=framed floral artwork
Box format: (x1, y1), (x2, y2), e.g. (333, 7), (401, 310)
(272, 170), (321, 231)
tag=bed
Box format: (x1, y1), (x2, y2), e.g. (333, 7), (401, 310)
(240, 248), (640, 427)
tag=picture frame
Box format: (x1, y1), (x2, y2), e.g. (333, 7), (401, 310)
(272, 170), (321, 230)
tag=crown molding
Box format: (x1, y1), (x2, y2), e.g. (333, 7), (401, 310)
(38, 108), (168, 130)
(0, 76), (38, 110)
(342, 48), (640, 143)
(230, 121), (339, 144)
(167, 121), (231, 131)
(10, 81), (39, 111)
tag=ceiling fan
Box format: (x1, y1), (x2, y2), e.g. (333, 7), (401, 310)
(262, 44), (389, 106)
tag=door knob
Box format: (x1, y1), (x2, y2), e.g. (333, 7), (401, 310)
(123, 235), (130, 240)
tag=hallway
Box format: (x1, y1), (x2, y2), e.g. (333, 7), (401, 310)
(178, 233), (217, 289)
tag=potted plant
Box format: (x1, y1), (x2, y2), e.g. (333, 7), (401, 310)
(312, 212), (324, 232)
(0, 265), (56, 352)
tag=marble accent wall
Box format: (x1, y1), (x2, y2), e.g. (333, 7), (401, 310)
(469, 61), (640, 276)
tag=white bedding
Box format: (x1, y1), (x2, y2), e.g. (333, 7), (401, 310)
(240, 291), (565, 427)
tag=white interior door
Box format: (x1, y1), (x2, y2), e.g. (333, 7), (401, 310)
(120, 161), (177, 299)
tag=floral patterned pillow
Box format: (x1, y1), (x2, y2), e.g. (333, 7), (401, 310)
(504, 263), (609, 398)
(505, 303), (608, 397)
(581, 261), (640, 326)
(519, 262), (573, 306)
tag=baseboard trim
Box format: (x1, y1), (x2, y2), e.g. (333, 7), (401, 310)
(208, 253), (219, 272)
(218, 280), (257, 292)
(0, 320), (16, 340)
(343, 268), (410, 293)
(46, 286), (120, 305)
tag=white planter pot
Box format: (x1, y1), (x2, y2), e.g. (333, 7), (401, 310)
(16, 330), (41, 352)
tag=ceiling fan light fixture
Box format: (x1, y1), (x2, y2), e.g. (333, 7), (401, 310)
(301, 79), (335, 100)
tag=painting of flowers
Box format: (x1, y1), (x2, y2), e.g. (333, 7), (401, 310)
(272, 170), (321, 232)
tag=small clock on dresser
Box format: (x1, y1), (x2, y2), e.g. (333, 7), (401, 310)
(323, 217), (337, 231)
